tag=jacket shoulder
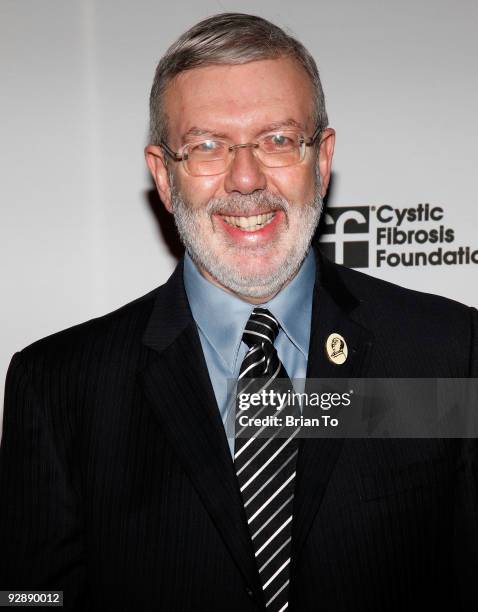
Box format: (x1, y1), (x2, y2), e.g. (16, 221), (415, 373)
(334, 262), (472, 315)
(16, 285), (160, 364)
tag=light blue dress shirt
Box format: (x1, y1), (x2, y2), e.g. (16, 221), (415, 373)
(183, 249), (316, 453)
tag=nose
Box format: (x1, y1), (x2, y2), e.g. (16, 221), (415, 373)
(223, 145), (267, 195)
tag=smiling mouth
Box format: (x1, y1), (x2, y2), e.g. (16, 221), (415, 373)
(220, 212), (276, 232)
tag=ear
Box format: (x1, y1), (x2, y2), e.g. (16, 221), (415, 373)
(144, 145), (173, 213)
(317, 128), (336, 198)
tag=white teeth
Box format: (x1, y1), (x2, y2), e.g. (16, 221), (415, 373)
(222, 212), (275, 231)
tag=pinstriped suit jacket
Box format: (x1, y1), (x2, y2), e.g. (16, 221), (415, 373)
(1, 252), (477, 611)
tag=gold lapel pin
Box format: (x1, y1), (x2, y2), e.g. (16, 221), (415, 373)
(326, 333), (348, 365)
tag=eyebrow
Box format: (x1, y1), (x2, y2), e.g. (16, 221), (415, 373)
(180, 118), (307, 144)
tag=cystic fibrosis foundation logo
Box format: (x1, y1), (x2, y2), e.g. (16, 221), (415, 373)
(320, 206), (370, 268)
(319, 203), (478, 269)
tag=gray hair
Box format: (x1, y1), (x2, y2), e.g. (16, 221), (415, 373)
(149, 12), (328, 145)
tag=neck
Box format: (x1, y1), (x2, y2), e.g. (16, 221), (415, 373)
(197, 264), (298, 305)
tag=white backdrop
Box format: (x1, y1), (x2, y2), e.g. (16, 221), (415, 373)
(1, 0), (477, 421)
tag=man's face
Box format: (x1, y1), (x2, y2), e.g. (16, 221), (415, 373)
(146, 57), (335, 302)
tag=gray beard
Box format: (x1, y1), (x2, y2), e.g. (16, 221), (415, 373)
(168, 171), (323, 299)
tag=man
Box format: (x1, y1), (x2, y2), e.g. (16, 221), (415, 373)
(1, 12), (477, 612)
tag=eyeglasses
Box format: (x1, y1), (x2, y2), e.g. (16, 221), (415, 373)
(159, 125), (322, 177)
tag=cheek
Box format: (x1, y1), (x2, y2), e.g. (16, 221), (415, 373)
(175, 172), (223, 208)
(268, 164), (317, 205)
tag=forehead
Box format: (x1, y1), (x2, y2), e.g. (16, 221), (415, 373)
(163, 57), (315, 143)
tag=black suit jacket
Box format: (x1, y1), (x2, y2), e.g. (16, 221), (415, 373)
(1, 253), (477, 611)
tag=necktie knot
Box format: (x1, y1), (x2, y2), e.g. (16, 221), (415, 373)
(242, 308), (280, 348)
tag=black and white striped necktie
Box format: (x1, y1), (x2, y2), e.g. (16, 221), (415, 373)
(234, 308), (300, 612)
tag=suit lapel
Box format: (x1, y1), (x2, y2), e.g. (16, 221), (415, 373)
(139, 262), (262, 595)
(291, 253), (374, 565)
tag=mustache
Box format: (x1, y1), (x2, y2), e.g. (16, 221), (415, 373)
(205, 191), (290, 216)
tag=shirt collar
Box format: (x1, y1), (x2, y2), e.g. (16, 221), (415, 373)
(183, 250), (316, 374)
